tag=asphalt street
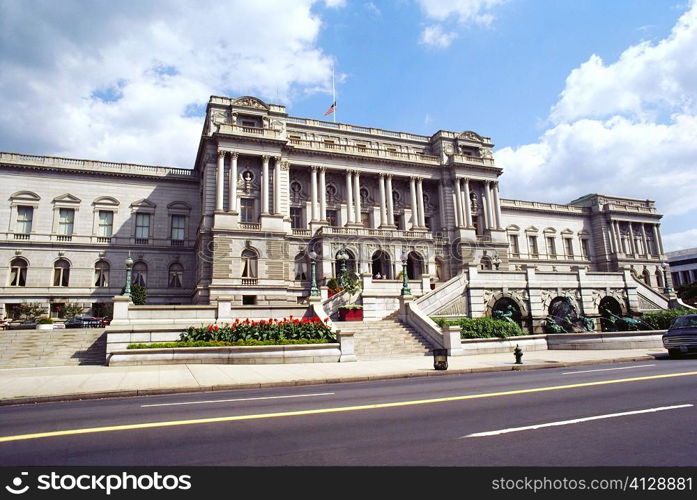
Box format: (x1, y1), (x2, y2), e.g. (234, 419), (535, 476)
(1, 359), (696, 466)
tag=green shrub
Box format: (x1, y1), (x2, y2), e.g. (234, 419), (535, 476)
(458, 317), (524, 339)
(37, 316), (54, 324)
(179, 316), (335, 343)
(131, 284), (147, 305)
(62, 302), (85, 320)
(641, 308), (694, 330)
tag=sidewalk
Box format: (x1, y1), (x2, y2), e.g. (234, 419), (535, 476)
(0, 348), (665, 406)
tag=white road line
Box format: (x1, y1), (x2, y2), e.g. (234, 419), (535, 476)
(141, 392), (335, 408)
(562, 364), (655, 375)
(461, 404), (693, 438)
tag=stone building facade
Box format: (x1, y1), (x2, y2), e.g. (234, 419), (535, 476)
(0, 95), (673, 322)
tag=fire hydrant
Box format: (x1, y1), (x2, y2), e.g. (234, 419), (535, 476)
(514, 344), (523, 365)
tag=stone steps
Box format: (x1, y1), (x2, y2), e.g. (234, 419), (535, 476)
(335, 320), (433, 359)
(0, 328), (106, 368)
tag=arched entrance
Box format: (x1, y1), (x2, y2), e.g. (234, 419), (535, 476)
(492, 297), (522, 326)
(334, 249), (356, 278)
(598, 296), (623, 332)
(406, 251), (424, 280)
(371, 250), (391, 279)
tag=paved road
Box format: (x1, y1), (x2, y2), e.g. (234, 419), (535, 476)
(1, 359), (696, 466)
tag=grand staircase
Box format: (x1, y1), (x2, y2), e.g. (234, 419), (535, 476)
(0, 328), (106, 368)
(335, 319), (433, 360)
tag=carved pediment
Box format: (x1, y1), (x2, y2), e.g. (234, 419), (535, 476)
(130, 198), (156, 209)
(52, 193), (81, 204)
(167, 201), (192, 211)
(93, 196), (120, 207)
(10, 191), (40, 202)
(232, 96), (269, 111)
(458, 130), (484, 142)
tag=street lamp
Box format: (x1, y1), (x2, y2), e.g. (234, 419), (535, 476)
(123, 254), (134, 298)
(661, 261), (673, 295)
(337, 247), (349, 288)
(309, 250), (320, 297)
(400, 253), (411, 296)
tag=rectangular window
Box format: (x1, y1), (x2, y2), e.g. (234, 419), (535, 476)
(290, 207), (303, 229)
(564, 238), (574, 258)
(528, 235), (539, 257)
(240, 199), (255, 222)
(361, 211), (370, 228)
(98, 210), (113, 237)
(170, 215), (186, 242)
(424, 216), (431, 230)
(546, 236), (557, 258)
(326, 209), (338, 227)
(58, 208), (75, 235)
(581, 239), (590, 259)
(16, 206), (33, 234)
(135, 213), (151, 240)
(508, 234), (520, 256)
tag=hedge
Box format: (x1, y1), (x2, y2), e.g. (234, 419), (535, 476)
(640, 308), (694, 330)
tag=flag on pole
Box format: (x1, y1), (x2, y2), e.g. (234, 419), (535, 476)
(324, 101), (336, 116)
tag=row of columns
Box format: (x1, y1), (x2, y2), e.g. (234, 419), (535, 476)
(215, 151), (430, 229)
(608, 220), (664, 257)
(216, 151), (284, 215)
(453, 178), (502, 230)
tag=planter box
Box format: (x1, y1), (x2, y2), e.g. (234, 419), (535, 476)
(36, 323), (54, 330)
(339, 308), (363, 321)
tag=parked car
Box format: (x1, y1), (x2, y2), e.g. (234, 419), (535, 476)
(662, 314), (697, 358)
(64, 316), (103, 328)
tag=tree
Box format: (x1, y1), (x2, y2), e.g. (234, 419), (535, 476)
(131, 284), (147, 305)
(62, 302), (85, 319)
(676, 281), (697, 306)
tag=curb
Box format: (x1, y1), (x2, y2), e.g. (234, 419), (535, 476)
(0, 354), (659, 407)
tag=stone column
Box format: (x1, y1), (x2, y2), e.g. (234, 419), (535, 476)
(628, 222), (636, 256)
(378, 174), (387, 227)
(640, 223), (648, 256)
(273, 157), (281, 215)
(409, 176), (419, 229)
(493, 181), (503, 229)
(310, 166), (318, 221)
(216, 150), (225, 212)
(654, 224), (665, 255)
(604, 219), (615, 254)
(319, 167), (327, 221)
(261, 155), (270, 215)
(228, 152), (238, 212)
(453, 178), (464, 228)
(463, 178), (473, 228)
(613, 221), (622, 254)
(386, 175), (395, 226)
(481, 183), (490, 230)
(437, 180), (447, 230)
(353, 171), (362, 224)
(345, 170), (354, 224)
(417, 179), (426, 227)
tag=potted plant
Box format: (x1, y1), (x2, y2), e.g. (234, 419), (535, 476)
(36, 316), (54, 330)
(338, 305), (363, 321)
(327, 278), (341, 298)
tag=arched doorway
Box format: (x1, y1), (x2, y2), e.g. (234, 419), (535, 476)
(598, 296), (623, 332)
(371, 250), (391, 279)
(492, 297), (522, 326)
(406, 251), (423, 280)
(480, 255), (492, 270)
(334, 249), (356, 278)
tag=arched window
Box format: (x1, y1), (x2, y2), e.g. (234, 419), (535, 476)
(133, 262), (147, 286)
(53, 259), (70, 287)
(294, 252), (308, 281)
(94, 260), (110, 287)
(9, 258), (28, 287)
(241, 249), (257, 278)
(406, 251), (424, 279)
(168, 263), (184, 288)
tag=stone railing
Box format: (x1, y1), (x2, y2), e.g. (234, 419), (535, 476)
(0, 232), (195, 248)
(317, 226), (433, 240)
(217, 124), (284, 140)
(0, 151), (194, 178)
(287, 138), (440, 165)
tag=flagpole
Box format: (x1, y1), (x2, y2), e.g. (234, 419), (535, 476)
(332, 63), (336, 123)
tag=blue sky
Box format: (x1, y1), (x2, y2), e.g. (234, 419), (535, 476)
(1, 0), (695, 250)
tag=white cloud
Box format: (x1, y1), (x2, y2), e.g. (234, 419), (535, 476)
(416, 0), (507, 47)
(0, 0), (336, 167)
(419, 24), (458, 48)
(496, 0), (697, 251)
(663, 229), (697, 252)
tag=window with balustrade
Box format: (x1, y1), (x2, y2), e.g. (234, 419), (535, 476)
(240, 198), (255, 223)
(98, 210), (113, 238)
(241, 249), (258, 279)
(290, 207), (304, 229)
(16, 206), (33, 235)
(135, 213), (151, 243)
(170, 215), (186, 245)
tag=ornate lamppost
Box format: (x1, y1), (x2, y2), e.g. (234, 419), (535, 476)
(123, 254), (134, 298)
(309, 250), (320, 297)
(337, 247), (349, 288)
(400, 253), (411, 296)
(661, 261), (673, 295)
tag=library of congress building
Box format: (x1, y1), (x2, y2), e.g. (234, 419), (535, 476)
(0, 95), (674, 330)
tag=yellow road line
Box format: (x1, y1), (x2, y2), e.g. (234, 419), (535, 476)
(2, 370), (697, 444)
